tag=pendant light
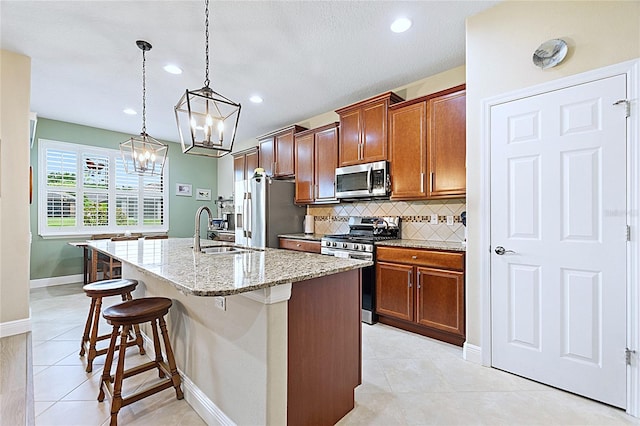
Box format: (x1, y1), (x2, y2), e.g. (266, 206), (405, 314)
(174, 0), (241, 158)
(120, 40), (168, 176)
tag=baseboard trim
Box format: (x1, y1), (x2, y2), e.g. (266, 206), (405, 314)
(30, 274), (83, 289)
(0, 317), (31, 338)
(140, 333), (236, 425)
(463, 342), (483, 365)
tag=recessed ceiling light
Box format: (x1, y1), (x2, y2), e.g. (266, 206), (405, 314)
(163, 64), (183, 75)
(390, 17), (412, 33)
(250, 95), (263, 104)
(123, 108), (137, 115)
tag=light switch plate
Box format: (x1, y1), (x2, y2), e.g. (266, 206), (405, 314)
(446, 215), (454, 225)
(430, 214), (438, 225)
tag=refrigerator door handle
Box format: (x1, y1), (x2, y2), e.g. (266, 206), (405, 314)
(246, 193), (252, 238)
(242, 196), (248, 238)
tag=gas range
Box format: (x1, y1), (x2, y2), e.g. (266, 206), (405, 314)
(321, 216), (400, 325)
(321, 217), (400, 259)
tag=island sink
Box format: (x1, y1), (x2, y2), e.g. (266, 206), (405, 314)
(200, 246), (247, 254)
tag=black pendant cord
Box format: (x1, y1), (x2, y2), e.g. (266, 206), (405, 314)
(204, 0), (210, 88)
(141, 47), (147, 135)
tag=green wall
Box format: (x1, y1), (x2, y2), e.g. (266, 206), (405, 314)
(30, 118), (219, 280)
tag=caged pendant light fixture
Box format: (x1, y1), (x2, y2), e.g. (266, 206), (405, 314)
(174, 0), (241, 158)
(120, 40), (168, 176)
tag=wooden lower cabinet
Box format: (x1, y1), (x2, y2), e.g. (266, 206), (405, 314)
(375, 246), (465, 346)
(279, 237), (321, 254)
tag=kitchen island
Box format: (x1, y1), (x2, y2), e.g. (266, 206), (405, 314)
(87, 238), (371, 426)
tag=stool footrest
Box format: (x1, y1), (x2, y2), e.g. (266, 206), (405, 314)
(122, 360), (161, 380)
(122, 380), (175, 407)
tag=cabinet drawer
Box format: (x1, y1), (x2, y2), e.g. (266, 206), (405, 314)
(279, 238), (321, 254)
(376, 246), (463, 271)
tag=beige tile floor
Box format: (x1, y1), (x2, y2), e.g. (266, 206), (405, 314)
(32, 283), (640, 426)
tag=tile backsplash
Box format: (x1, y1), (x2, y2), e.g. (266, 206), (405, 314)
(308, 199), (466, 242)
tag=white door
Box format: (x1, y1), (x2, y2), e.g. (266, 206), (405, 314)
(490, 75), (628, 408)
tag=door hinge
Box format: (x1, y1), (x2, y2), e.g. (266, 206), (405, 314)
(613, 99), (630, 118)
(626, 348), (636, 365)
(627, 225), (631, 242)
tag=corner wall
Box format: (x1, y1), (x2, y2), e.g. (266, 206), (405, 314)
(0, 48), (34, 425)
(465, 0), (640, 348)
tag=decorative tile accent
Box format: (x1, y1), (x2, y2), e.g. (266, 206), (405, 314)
(308, 199), (467, 242)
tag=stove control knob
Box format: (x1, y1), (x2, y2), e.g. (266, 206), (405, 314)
(332, 242), (337, 247)
(353, 244), (359, 250)
(342, 243), (348, 249)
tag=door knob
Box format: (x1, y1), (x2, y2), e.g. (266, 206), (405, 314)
(495, 246), (516, 255)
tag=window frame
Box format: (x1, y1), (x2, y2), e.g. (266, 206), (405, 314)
(38, 139), (169, 238)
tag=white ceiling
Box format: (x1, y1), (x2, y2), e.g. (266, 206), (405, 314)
(1, 0), (499, 146)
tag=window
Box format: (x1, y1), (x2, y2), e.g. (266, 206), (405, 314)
(38, 139), (168, 237)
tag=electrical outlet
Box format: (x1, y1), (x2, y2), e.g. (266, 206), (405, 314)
(214, 296), (226, 311)
(446, 215), (454, 225)
(430, 214), (438, 224)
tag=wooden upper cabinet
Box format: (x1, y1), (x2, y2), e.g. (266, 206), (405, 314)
(245, 149), (259, 179)
(275, 131), (295, 177)
(258, 137), (274, 177)
(294, 123), (339, 204)
(233, 154), (246, 185)
(233, 147), (259, 184)
(258, 125), (307, 178)
(427, 86), (466, 198)
(336, 92), (403, 167)
(337, 109), (361, 166)
(389, 100), (427, 200)
(388, 84), (466, 201)
(314, 125), (339, 203)
(294, 133), (315, 204)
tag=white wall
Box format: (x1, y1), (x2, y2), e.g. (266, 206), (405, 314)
(465, 0), (640, 347)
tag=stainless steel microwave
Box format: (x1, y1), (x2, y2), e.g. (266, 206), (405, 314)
(335, 161), (390, 199)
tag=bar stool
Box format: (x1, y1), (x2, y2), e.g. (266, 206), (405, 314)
(98, 297), (183, 426)
(79, 279), (145, 373)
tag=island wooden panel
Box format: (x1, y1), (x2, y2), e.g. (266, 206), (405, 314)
(287, 269), (362, 426)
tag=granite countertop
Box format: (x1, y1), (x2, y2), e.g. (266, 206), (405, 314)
(86, 238), (370, 297)
(376, 239), (467, 252)
(278, 233), (325, 242)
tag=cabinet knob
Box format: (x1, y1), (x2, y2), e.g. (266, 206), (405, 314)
(296, 243), (301, 247)
(412, 255), (417, 259)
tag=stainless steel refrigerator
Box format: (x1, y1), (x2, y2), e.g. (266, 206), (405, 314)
(234, 176), (306, 248)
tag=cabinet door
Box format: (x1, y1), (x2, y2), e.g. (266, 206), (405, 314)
(375, 261), (414, 322)
(427, 90), (466, 198)
(338, 108), (361, 166)
(314, 126), (338, 203)
(275, 130), (295, 177)
(245, 149), (259, 180)
(294, 133), (315, 204)
(415, 266), (464, 337)
(259, 137), (274, 177)
(233, 154), (246, 185)
(390, 101), (427, 199)
(362, 100), (388, 163)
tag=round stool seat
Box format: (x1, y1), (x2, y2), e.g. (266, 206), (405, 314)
(83, 279), (138, 298)
(103, 297), (172, 326)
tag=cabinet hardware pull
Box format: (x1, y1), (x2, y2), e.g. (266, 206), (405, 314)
(417, 271), (421, 289)
(296, 244), (301, 247)
(420, 172), (424, 193)
(430, 172), (434, 193)
(412, 255), (417, 259)
(408, 270), (412, 288)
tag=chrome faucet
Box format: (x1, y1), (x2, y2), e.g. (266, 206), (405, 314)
(194, 205), (213, 252)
